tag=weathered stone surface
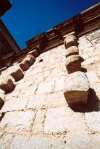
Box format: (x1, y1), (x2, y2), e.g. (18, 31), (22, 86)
(25, 54), (35, 65)
(65, 55), (81, 74)
(37, 81), (55, 94)
(19, 59), (30, 71)
(27, 94), (46, 109)
(0, 111), (35, 134)
(64, 71), (89, 105)
(85, 112), (100, 133)
(86, 71), (99, 84)
(45, 92), (67, 108)
(32, 110), (46, 134)
(65, 46), (79, 58)
(10, 66), (24, 81)
(49, 137), (66, 149)
(65, 133), (100, 149)
(44, 106), (88, 134)
(66, 133), (89, 148)
(10, 135), (28, 149)
(55, 76), (66, 92)
(1, 97), (28, 112)
(64, 35), (77, 49)
(0, 134), (13, 149)
(27, 136), (50, 149)
(28, 49), (39, 57)
(0, 78), (15, 93)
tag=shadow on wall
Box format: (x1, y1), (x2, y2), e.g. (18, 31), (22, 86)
(70, 88), (100, 112)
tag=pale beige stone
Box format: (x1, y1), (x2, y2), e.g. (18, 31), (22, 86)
(0, 134), (13, 149)
(65, 133), (100, 149)
(65, 55), (81, 74)
(85, 112), (100, 133)
(44, 106), (88, 134)
(86, 71), (99, 84)
(0, 111), (35, 134)
(27, 136), (50, 149)
(32, 110), (46, 134)
(45, 91), (67, 108)
(28, 49), (39, 57)
(37, 81), (55, 94)
(64, 71), (89, 105)
(64, 35), (77, 49)
(19, 60), (30, 71)
(81, 56), (99, 68)
(27, 94), (46, 109)
(49, 137), (66, 149)
(1, 97), (28, 112)
(55, 76), (66, 92)
(10, 135), (28, 149)
(0, 78), (15, 93)
(65, 46), (79, 58)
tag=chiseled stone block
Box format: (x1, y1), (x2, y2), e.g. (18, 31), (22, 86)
(44, 106), (88, 134)
(19, 59), (30, 71)
(85, 112), (100, 133)
(25, 54), (35, 65)
(28, 49), (39, 57)
(0, 111), (35, 134)
(65, 55), (81, 74)
(64, 35), (77, 49)
(65, 46), (79, 58)
(64, 71), (90, 106)
(10, 66), (24, 81)
(0, 78), (15, 93)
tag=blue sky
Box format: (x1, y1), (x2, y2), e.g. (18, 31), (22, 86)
(1, 0), (100, 50)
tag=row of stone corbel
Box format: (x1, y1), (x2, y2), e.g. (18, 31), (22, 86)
(0, 50), (37, 107)
(63, 33), (90, 106)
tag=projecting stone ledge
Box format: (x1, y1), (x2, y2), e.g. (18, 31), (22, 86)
(65, 55), (81, 74)
(9, 66), (24, 82)
(64, 35), (77, 49)
(65, 46), (79, 58)
(0, 78), (15, 93)
(64, 71), (90, 106)
(24, 54), (35, 65)
(19, 60), (30, 71)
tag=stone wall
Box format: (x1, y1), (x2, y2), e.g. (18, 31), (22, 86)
(0, 29), (100, 148)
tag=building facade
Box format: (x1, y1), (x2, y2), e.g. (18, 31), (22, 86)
(0, 2), (100, 149)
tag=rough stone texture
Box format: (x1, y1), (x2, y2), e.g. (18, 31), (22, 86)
(0, 134), (13, 149)
(10, 135), (28, 149)
(66, 133), (100, 149)
(0, 111), (35, 134)
(0, 29), (100, 148)
(25, 54), (35, 65)
(44, 106), (88, 134)
(0, 78), (15, 93)
(10, 66), (24, 81)
(86, 71), (99, 84)
(28, 49), (39, 57)
(65, 55), (81, 73)
(65, 46), (79, 58)
(19, 59), (30, 71)
(85, 112), (100, 133)
(64, 34), (77, 49)
(0, 97), (28, 112)
(64, 71), (90, 105)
